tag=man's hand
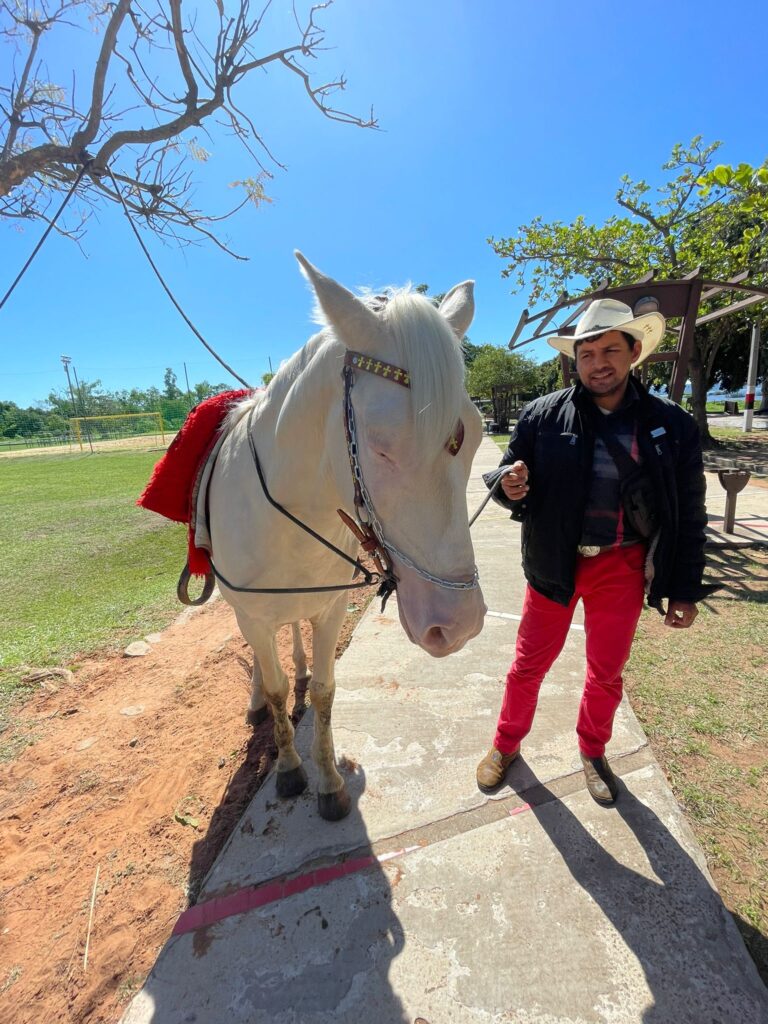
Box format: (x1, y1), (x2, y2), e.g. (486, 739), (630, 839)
(501, 460), (529, 502)
(664, 601), (698, 629)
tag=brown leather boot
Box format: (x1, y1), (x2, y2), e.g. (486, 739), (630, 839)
(580, 753), (619, 805)
(476, 746), (520, 793)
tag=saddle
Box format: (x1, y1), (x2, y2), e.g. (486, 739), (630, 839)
(137, 389), (251, 576)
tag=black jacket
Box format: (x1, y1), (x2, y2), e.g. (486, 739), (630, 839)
(484, 380), (717, 611)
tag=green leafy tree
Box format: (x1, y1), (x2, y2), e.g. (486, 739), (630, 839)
(192, 381), (230, 402)
(163, 368), (183, 401)
(466, 345), (540, 399)
(5, 371), (240, 440)
(489, 138), (768, 445)
(534, 355), (563, 395)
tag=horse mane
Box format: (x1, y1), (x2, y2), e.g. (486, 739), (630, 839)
(225, 287), (467, 455)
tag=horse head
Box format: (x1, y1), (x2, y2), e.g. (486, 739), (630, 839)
(296, 253), (487, 657)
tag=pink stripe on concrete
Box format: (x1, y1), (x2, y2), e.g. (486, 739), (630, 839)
(172, 847), (419, 937)
(508, 803), (532, 817)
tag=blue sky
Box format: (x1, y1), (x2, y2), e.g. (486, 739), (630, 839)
(3, 0), (768, 407)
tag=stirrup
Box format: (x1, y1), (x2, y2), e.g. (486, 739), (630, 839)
(176, 561), (215, 606)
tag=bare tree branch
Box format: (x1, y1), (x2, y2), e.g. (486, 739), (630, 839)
(0, 0), (377, 249)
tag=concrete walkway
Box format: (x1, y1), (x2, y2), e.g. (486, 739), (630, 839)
(703, 471), (768, 547)
(122, 438), (768, 1024)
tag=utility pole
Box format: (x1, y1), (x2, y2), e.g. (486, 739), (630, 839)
(183, 361), (194, 410)
(60, 355), (78, 417)
(70, 361), (94, 453)
(743, 320), (761, 434)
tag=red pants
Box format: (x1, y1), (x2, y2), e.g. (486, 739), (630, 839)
(494, 544), (646, 759)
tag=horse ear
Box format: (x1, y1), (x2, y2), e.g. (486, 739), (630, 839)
(295, 251), (385, 352)
(438, 281), (475, 339)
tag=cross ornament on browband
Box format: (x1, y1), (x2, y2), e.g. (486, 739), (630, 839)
(343, 350), (464, 456)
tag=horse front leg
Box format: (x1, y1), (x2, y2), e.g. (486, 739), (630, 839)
(249, 624), (309, 726)
(235, 614), (308, 799)
(245, 657), (269, 727)
(291, 622), (310, 683)
(310, 595), (352, 821)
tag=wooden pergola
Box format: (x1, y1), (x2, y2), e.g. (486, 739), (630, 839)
(508, 269), (768, 404)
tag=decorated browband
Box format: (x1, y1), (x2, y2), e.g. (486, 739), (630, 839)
(344, 350), (464, 456)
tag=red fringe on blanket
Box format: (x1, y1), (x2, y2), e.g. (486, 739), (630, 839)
(137, 389), (251, 575)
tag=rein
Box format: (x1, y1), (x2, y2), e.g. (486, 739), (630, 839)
(204, 406), (395, 602)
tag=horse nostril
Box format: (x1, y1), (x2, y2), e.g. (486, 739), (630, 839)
(424, 625), (456, 653)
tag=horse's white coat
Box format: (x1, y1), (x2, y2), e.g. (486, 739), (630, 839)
(208, 255), (486, 818)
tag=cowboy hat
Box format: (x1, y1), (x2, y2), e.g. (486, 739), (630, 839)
(547, 298), (665, 367)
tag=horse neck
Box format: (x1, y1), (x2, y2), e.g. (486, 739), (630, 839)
(249, 336), (350, 515)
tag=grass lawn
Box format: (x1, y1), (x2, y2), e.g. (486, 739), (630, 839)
(489, 432), (768, 980)
(625, 547), (768, 980)
(0, 450), (186, 695)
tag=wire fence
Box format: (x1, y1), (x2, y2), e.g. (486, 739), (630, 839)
(0, 433), (72, 452)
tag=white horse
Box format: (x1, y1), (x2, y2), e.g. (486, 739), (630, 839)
(206, 254), (486, 820)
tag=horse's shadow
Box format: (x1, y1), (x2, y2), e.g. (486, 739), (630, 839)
(507, 758), (767, 1022)
(126, 743), (410, 1024)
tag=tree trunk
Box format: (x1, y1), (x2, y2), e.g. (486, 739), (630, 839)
(757, 369), (768, 415)
(687, 351), (715, 448)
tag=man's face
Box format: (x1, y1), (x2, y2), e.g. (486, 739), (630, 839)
(575, 330), (643, 398)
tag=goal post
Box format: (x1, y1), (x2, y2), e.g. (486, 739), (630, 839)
(69, 412), (166, 452)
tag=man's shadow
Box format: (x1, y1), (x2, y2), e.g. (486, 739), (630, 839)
(124, 752), (411, 1024)
(505, 758), (768, 1023)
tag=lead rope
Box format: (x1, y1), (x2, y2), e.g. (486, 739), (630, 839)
(468, 466), (515, 527)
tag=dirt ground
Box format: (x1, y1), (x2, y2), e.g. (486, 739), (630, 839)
(0, 593), (373, 1024)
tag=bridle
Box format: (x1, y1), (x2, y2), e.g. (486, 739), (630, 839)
(180, 346), (480, 606)
(340, 350), (478, 594)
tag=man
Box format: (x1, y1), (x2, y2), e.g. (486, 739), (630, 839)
(476, 297), (715, 805)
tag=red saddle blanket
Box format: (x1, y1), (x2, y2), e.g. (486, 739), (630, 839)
(137, 389), (251, 574)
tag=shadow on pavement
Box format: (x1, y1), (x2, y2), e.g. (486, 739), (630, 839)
(183, 669), (312, 904)
(124, 764), (410, 1024)
(702, 547), (768, 605)
(507, 759), (768, 1022)
(733, 913), (768, 987)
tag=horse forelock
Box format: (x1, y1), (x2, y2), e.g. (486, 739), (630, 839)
(306, 284), (466, 454)
(381, 291), (466, 455)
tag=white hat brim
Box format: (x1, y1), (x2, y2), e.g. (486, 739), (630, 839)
(547, 312), (665, 367)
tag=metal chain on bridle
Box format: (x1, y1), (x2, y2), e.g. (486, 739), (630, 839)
(341, 352), (478, 592)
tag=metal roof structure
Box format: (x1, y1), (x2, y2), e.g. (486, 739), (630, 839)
(508, 269), (768, 403)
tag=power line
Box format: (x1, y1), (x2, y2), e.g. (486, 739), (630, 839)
(0, 163), (91, 313)
(105, 166), (251, 389)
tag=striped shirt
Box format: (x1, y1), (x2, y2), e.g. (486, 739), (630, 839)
(580, 387), (643, 549)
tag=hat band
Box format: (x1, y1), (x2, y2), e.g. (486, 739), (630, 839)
(585, 321), (630, 333)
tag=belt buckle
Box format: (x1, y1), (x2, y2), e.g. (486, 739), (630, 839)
(578, 545), (602, 558)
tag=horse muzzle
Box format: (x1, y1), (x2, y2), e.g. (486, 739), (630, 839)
(393, 563), (486, 657)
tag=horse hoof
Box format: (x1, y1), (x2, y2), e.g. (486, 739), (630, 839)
(246, 705), (269, 727)
(276, 765), (308, 798)
(317, 786), (352, 821)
